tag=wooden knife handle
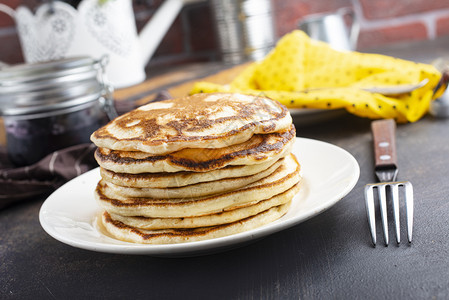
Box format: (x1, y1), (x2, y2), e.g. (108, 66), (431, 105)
(371, 119), (397, 167)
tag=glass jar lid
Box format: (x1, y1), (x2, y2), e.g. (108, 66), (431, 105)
(0, 56), (110, 116)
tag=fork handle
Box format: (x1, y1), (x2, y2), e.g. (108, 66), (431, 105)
(371, 119), (397, 167)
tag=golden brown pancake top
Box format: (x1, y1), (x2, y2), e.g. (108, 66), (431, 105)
(91, 93), (292, 154)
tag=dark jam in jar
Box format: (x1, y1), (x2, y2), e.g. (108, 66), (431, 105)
(5, 102), (110, 166)
(0, 56), (117, 167)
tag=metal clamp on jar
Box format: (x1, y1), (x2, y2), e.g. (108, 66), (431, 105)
(0, 56), (118, 166)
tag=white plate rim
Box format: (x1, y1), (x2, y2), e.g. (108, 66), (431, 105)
(39, 137), (360, 256)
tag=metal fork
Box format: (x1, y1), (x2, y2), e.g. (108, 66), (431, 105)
(364, 119), (414, 246)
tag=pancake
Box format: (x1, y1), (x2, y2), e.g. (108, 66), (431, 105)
(94, 124), (295, 174)
(90, 93), (292, 154)
(95, 153), (300, 218)
(99, 157), (279, 188)
(100, 157), (283, 199)
(101, 201), (291, 244)
(108, 183), (300, 230)
(91, 92), (300, 245)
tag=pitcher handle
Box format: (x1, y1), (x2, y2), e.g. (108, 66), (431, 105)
(0, 3), (16, 18)
(338, 7), (360, 51)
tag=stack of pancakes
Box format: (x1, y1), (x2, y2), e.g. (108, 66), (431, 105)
(91, 93), (301, 244)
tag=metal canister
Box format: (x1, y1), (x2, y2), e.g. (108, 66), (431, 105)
(0, 56), (118, 166)
(211, 0), (276, 64)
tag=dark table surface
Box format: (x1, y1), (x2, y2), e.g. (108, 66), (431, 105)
(2, 38), (449, 299)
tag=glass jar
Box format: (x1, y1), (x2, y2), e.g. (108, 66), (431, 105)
(0, 56), (118, 166)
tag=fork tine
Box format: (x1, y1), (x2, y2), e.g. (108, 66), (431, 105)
(404, 182), (414, 243)
(364, 181), (414, 246)
(378, 185), (389, 245)
(364, 185), (377, 246)
(391, 184), (400, 244)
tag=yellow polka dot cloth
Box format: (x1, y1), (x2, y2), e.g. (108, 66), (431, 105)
(191, 30), (444, 123)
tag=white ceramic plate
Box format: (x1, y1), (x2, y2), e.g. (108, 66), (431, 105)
(39, 138), (359, 256)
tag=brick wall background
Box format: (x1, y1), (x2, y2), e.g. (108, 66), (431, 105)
(1, 0), (449, 69)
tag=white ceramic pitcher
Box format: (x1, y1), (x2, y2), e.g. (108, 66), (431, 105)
(0, 0), (185, 88)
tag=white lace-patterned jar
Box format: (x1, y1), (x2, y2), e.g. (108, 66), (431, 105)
(0, 56), (117, 166)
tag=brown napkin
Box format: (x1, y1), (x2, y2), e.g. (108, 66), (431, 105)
(0, 143), (98, 210)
